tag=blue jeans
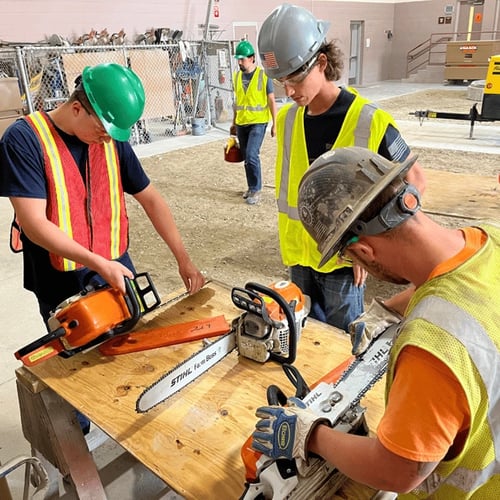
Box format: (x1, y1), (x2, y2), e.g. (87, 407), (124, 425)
(290, 265), (365, 332)
(237, 123), (267, 192)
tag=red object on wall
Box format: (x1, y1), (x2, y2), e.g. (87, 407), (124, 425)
(214, 5), (220, 18)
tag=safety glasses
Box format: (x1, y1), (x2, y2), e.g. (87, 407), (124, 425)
(78, 100), (107, 133)
(337, 235), (359, 263)
(273, 54), (319, 89)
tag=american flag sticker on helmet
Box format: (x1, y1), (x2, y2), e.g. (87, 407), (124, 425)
(262, 52), (278, 69)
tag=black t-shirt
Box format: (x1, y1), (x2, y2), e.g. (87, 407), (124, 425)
(0, 117), (149, 308)
(303, 87), (410, 164)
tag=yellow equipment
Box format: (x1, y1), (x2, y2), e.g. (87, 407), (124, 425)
(482, 54), (500, 120)
(411, 54), (500, 138)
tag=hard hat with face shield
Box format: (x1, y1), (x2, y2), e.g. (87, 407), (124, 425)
(297, 147), (421, 267)
(80, 63), (145, 141)
(257, 3), (330, 79)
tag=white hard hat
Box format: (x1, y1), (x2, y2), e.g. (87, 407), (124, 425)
(258, 3), (330, 79)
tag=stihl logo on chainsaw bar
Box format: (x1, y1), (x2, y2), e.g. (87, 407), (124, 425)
(304, 390), (322, 407)
(170, 351), (219, 387)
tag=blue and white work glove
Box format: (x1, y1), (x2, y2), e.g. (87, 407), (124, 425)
(251, 398), (329, 462)
(348, 298), (403, 356)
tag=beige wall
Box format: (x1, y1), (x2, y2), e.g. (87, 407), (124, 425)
(1, 0), (499, 85)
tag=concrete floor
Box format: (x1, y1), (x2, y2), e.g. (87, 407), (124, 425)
(1, 80), (498, 499)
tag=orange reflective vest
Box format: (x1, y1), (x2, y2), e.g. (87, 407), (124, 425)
(22, 111), (129, 271)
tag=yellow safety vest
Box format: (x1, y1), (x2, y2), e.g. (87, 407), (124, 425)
(275, 88), (397, 272)
(233, 67), (271, 125)
(388, 223), (500, 498)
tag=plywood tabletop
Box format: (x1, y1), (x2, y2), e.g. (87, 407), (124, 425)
(26, 280), (384, 499)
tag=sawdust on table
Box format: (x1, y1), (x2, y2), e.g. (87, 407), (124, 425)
(128, 87), (499, 306)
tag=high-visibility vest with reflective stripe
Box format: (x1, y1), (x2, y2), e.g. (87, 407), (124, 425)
(275, 89), (396, 271)
(388, 224), (500, 499)
(233, 67), (271, 125)
(24, 111), (128, 272)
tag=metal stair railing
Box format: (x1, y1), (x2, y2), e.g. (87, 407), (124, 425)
(407, 30), (500, 78)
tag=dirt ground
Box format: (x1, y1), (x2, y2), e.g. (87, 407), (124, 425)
(127, 88), (499, 306)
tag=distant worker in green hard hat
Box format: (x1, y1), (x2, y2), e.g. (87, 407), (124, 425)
(230, 39), (277, 205)
(0, 60), (205, 326)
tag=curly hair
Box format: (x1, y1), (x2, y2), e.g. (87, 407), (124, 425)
(318, 40), (344, 82)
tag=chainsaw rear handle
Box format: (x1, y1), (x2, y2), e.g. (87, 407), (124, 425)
(231, 282), (298, 364)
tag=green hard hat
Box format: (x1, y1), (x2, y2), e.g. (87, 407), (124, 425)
(235, 40), (255, 59)
(81, 63), (145, 141)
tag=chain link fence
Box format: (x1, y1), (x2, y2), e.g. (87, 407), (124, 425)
(0, 40), (239, 144)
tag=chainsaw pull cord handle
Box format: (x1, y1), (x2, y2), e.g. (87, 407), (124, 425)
(282, 363), (310, 399)
(243, 282), (298, 364)
(266, 384), (288, 406)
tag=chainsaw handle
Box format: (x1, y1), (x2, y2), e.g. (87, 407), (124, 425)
(231, 287), (272, 325)
(108, 273), (161, 335)
(113, 277), (143, 335)
(243, 282), (298, 365)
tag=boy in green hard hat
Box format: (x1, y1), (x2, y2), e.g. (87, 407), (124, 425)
(0, 62), (205, 324)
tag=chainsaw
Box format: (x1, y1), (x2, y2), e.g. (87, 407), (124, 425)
(240, 324), (398, 500)
(15, 272), (161, 367)
(135, 280), (311, 413)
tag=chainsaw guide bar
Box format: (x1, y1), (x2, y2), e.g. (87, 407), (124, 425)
(136, 331), (237, 413)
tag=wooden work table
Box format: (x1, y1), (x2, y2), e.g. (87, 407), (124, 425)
(16, 280), (385, 499)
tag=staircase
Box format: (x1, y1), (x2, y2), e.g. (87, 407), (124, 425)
(403, 65), (445, 84)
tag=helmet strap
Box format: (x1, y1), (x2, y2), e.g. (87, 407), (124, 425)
(352, 183), (421, 236)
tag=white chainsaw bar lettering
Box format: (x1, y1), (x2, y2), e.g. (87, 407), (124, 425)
(302, 326), (396, 426)
(136, 332), (237, 412)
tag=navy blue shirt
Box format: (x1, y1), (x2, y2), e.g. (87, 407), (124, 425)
(0, 117), (150, 309)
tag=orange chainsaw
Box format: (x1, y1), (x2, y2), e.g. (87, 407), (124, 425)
(135, 280), (311, 412)
(15, 272), (161, 367)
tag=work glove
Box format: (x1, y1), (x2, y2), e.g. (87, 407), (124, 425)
(349, 298), (403, 356)
(251, 397), (329, 462)
(229, 124), (237, 136)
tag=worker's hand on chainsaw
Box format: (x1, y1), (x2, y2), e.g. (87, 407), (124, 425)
(252, 397), (329, 462)
(93, 259), (134, 294)
(348, 298), (403, 356)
